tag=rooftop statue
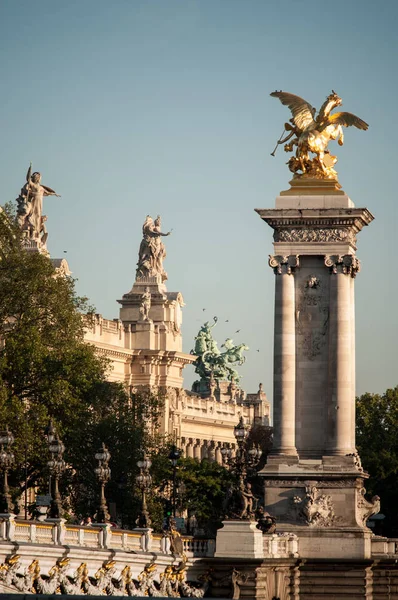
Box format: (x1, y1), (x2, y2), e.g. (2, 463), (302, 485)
(191, 317), (249, 383)
(136, 215), (171, 282)
(270, 90), (368, 180)
(16, 164), (60, 245)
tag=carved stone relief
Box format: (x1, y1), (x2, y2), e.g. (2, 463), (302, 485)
(264, 478), (358, 488)
(289, 486), (336, 527)
(296, 273), (329, 360)
(357, 486), (381, 527)
(274, 227), (357, 245)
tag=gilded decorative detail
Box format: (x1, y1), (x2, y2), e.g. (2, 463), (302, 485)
(270, 90), (368, 180)
(0, 556), (209, 597)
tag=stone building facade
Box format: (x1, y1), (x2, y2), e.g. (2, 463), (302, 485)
(84, 268), (270, 460)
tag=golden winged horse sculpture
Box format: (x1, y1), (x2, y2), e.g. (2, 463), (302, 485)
(270, 91), (368, 179)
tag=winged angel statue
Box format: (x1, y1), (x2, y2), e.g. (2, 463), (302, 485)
(270, 90), (368, 179)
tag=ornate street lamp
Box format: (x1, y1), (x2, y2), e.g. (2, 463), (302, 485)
(47, 426), (66, 519)
(94, 443), (111, 523)
(135, 451), (152, 528)
(168, 445), (181, 518)
(223, 417), (263, 520)
(0, 428), (15, 514)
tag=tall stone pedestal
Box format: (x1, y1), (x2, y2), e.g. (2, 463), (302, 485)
(215, 520), (264, 559)
(118, 274), (195, 389)
(256, 178), (376, 559)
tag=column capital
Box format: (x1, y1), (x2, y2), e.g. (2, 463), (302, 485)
(269, 255), (300, 275)
(324, 254), (360, 278)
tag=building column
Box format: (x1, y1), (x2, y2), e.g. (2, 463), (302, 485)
(186, 438), (194, 459)
(325, 255), (359, 455)
(269, 255), (299, 457)
(201, 440), (209, 461)
(193, 439), (201, 461)
(208, 441), (216, 462)
(215, 442), (222, 465)
(180, 437), (187, 457)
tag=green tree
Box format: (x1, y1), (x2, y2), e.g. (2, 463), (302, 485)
(149, 451), (235, 536)
(356, 386), (398, 535)
(0, 208), (162, 524)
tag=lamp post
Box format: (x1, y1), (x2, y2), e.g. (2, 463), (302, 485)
(47, 427), (66, 519)
(135, 451), (152, 528)
(168, 445), (181, 518)
(231, 416), (262, 480)
(44, 420), (56, 496)
(221, 416), (263, 520)
(0, 428), (15, 514)
(94, 443), (111, 523)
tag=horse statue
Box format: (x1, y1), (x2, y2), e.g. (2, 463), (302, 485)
(270, 90), (368, 179)
(221, 340), (249, 365)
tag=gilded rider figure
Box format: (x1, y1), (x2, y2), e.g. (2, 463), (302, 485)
(270, 90), (368, 179)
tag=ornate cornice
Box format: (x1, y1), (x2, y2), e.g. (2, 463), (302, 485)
(269, 255), (299, 275)
(256, 208), (374, 250)
(131, 350), (196, 366)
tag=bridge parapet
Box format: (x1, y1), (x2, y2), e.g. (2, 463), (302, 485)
(0, 516), (215, 596)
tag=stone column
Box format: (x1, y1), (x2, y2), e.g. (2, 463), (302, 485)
(350, 276), (356, 453)
(186, 438), (194, 459)
(215, 442), (222, 464)
(325, 255), (359, 455)
(269, 255), (299, 457)
(208, 441), (216, 462)
(193, 439), (201, 461)
(201, 440), (209, 460)
(180, 437), (187, 458)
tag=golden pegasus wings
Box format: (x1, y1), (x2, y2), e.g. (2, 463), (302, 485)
(327, 111), (369, 130)
(270, 91), (315, 132)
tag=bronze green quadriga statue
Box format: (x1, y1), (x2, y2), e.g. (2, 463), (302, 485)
(270, 90), (368, 180)
(191, 317), (249, 383)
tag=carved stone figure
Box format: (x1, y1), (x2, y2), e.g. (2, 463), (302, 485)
(136, 215), (171, 282)
(270, 90), (368, 179)
(0, 555), (208, 597)
(231, 568), (249, 600)
(224, 480), (258, 520)
(16, 165), (60, 245)
(36, 557), (70, 594)
(256, 507), (277, 533)
(137, 563), (160, 596)
(357, 486), (381, 526)
(291, 486), (335, 527)
(139, 287), (152, 321)
(191, 317), (249, 383)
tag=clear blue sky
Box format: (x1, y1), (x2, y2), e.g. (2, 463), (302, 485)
(0, 0), (397, 402)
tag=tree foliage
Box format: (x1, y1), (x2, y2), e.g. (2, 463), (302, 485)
(356, 386), (398, 535)
(0, 209), (162, 524)
(0, 207), (269, 534)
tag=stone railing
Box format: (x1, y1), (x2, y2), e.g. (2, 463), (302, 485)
(372, 536), (398, 556)
(263, 533), (299, 558)
(0, 516), (215, 557)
